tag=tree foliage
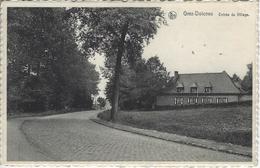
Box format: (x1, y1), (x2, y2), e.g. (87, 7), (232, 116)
(241, 63), (252, 93)
(8, 8), (99, 113)
(97, 97), (106, 108)
(105, 56), (170, 110)
(69, 8), (165, 58)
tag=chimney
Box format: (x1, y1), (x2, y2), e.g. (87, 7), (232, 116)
(174, 71), (179, 79)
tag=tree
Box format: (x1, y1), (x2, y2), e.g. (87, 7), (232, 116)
(8, 8), (99, 113)
(138, 56), (171, 108)
(241, 63), (252, 93)
(69, 8), (166, 121)
(97, 97), (106, 109)
(104, 56), (170, 110)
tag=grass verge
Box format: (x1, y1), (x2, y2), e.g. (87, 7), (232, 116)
(98, 104), (252, 147)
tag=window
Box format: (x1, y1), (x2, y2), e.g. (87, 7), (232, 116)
(217, 97), (228, 104)
(208, 98), (213, 103)
(190, 87), (197, 93)
(202, 97), (213, 104)
(175, 97), (184, 105)
(204, 87), (212, 93)
(177, 87), (184, 93)
(188, 97), (198, 104)
(201, 97), (205, 103)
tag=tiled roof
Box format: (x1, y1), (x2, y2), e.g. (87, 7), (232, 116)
(163, 71), (241, 94)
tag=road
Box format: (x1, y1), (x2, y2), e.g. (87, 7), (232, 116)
(7, 110), (251, 161)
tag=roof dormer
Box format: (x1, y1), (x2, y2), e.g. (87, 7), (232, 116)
(176, 82), (184, 93)
(190, 82), (198, 93)
(204, 82), (213, 93)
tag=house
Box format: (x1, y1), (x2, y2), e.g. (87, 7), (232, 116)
(156, 71), (252, 107)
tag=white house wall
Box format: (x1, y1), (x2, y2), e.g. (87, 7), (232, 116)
(156, 95), (240, 106)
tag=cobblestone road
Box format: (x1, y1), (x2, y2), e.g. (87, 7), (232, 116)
(8, 111), (251, 161)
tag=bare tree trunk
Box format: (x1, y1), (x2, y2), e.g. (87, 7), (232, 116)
(27, 64), (31, 76)
(110, 22), (128, 121)
(36, 62), (40, 77)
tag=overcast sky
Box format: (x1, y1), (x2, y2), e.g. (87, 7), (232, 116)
(91, 3), (256, 98)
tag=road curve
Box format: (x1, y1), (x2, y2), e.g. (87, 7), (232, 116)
(7, 110), (251, 161)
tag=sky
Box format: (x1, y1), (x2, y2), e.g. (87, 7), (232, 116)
(91, 3), (256, 98)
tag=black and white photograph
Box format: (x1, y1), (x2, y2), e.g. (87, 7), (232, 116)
(2, 1), (257, 165)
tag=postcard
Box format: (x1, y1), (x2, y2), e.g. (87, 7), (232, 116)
(1, 1), (258, 167)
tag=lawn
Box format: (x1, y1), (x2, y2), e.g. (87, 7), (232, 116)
(98, 104), (252, 147)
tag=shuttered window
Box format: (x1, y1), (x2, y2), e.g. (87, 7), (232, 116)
(217, 98), (228, 103)
(175, 97), (184, 105)
(188, 97), (198, 104)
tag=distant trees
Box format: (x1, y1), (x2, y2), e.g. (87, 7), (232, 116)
(231, 64), (252, 93)
(241, 63), (252, 93)
(97, 97), (106, 109)
(105, 56), (170, 110)
(7, 8), (99, 113)
(69, 8), (166, 120)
